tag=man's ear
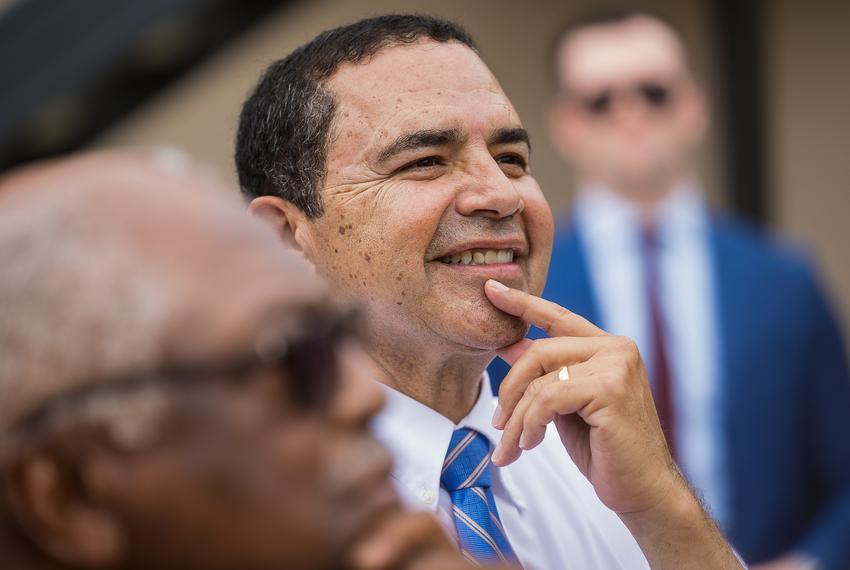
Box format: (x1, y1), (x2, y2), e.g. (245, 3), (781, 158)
(679, 80), (710, 147)
(2, 448), (124, 567)
(248, 196), (318, 260)
(548, 99), (582, 162)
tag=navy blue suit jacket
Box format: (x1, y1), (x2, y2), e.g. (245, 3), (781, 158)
(488, 214), (850, 568)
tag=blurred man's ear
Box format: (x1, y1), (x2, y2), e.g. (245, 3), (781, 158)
(249, 196), (319, 262)
(1, 446), (124, 567)
(548, 98), (584, 164)
(678, 80), (710, 147)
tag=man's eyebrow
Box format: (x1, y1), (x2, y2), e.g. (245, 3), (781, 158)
(375, 128), (464, 165)
(488, 127), (532, 153)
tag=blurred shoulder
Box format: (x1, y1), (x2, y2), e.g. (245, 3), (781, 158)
(711, 211), (820, 285)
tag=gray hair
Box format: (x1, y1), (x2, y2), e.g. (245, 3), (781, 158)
(0, 189), (177, 429)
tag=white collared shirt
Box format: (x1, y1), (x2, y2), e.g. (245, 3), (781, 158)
(371, 374), (649, 570)
(573, 184), (728, 527)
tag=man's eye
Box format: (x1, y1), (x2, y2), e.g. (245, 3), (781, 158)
(402, 156), (443, 170)
(496, 154), (528, 170)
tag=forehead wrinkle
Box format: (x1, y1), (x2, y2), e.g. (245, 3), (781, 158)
(332, 80), (513, 125)
(364, 96), (522, 150)
(326, 60), (523, 176)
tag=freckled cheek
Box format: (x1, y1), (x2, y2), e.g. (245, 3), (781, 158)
(326, 188), (446, 296)
(359, 208), (441, 271)
(353, 228), (428, 308)
(310, 216), (371, 292)
(320, 224), (401, 296)
(392, 197), (449, 250)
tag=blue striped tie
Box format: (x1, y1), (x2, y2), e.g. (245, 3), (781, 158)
(441, 428), (518, 565)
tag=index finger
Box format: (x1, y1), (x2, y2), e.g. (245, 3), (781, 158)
(485, 280), (606, 338)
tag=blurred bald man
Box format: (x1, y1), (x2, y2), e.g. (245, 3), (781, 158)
(0, 151), (493, 570)
(499, 10), (850, 570)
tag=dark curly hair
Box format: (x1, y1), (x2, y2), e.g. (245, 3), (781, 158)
(234, 14), (478, 218)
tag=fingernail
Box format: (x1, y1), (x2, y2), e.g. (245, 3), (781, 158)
(491, 442), (504, 465)
(519, 431), (530, 450)
(492, 404), (505, 428)
(487, 279), (509, 292)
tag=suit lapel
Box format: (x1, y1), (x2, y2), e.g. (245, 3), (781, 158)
(710, 217), (751, 535)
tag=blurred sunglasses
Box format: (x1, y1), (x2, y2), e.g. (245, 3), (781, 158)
(576, 82), (675, 116)
(11, 305), (362, 434)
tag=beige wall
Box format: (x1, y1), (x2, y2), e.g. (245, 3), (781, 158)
(766, 0), (850, 332)
(95, 0), (849, 335)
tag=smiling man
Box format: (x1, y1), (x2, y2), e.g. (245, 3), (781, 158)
(237, 15), (741, 569)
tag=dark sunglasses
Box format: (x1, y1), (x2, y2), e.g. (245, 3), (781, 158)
(578, 82), (673, 116)
(10, 305), (361, 434)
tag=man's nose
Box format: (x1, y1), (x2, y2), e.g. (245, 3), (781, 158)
(611, 93), (650, 126)
(454, 156), (524, 220)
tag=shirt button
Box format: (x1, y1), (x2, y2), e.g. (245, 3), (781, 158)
(420, 489), (436, 504)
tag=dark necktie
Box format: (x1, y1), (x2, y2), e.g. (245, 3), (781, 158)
(640, 221), (678, 460)
(441, 428), (519, 565)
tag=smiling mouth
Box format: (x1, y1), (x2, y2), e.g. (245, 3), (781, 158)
(438, 248), (515, 265)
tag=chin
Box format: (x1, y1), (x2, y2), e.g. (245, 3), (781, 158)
(457, 309), (529, 351)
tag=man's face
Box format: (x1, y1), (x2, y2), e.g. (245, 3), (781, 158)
(0, 166), (399, 570)
(549, 17), (707, 191)
(305, 41), (553, 354)
(99, 332), (395, 570)
(105, 240), (398, 570)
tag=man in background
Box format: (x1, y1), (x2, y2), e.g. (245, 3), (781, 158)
(0, 150), (485, 570)
(520, 11), (850, 569)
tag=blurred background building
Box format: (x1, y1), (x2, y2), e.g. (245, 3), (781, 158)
(1, 0), (848, 339)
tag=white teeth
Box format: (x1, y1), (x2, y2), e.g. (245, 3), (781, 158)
(439, 249), (516, 266)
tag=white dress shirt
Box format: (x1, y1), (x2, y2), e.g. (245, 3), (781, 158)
(372, 374), (649, 570)
(573, 184), (729, 527)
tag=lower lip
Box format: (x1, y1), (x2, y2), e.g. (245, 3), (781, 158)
(430, 261), (523, 280)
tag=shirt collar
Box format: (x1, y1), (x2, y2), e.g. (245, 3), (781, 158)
(656, 181), (709, 239)
(574, 184), (638, 246)
(370, 373), (520, 511)
(575, 181), (709, 248)
(456, 373), (506, 445)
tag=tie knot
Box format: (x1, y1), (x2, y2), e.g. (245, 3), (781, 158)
(441, 428), (493, 491)
(639, 219), (662, 251)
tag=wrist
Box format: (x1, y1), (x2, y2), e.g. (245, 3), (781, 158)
(618, 471), (703, 535)
(617, 472), (740, 569)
